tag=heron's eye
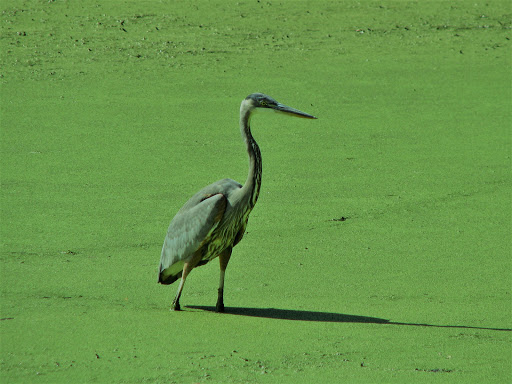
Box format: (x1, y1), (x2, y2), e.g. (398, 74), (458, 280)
(260, 101), (267, 107)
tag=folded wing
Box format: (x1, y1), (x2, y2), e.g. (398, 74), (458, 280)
(158, 193), (227, 284)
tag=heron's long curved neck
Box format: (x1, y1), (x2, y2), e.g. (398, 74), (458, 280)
(240, 107), (262, 208)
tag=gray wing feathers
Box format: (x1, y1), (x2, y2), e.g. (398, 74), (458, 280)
(159, 193), (226, 282)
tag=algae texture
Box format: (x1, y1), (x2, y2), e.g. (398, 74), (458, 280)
(1, 1), (511, 383)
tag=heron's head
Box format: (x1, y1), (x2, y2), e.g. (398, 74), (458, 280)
(242, 93), (317, 119)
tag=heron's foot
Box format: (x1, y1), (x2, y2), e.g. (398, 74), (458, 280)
(216, 287), (225, 312)
(170, 299), (181, 311)
(215, 296), (225, 312)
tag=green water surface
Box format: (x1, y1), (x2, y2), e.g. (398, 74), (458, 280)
(1, 1), (511, 383)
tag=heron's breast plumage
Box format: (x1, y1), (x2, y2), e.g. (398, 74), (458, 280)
(200, 199), (252, 263)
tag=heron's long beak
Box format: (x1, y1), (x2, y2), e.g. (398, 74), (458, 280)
(274, 103), (317, 119)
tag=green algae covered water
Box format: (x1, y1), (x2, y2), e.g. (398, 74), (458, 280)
(1, 1), (510, 382)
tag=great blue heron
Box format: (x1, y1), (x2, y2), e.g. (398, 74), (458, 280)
(158, 93), (317, 312)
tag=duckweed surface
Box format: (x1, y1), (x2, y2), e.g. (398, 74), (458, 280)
(1, 1), (511, 383)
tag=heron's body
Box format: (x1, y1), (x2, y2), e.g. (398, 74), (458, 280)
(158, 93), (315, 312)
(158, 178), (250, 285)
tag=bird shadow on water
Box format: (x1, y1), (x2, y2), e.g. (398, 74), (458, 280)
(186, 306), (511, 332)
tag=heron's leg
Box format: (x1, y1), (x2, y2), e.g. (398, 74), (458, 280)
(216, 247), (232, 313)
(171, 252), (202, 311)
(170, 277), (185, 311)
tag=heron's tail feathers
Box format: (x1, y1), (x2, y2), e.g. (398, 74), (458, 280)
(158, 260), (184, 285)
(158, 272), (181, 285)
(158, 258), (211, 285)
